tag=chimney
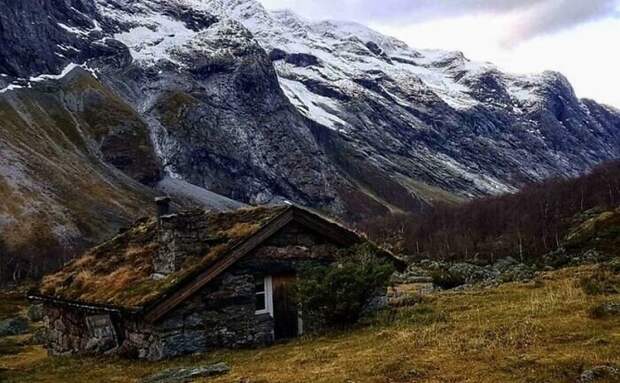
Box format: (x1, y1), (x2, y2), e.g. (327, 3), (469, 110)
(155, 196), (172, 221)
(153, 203), (210, 278)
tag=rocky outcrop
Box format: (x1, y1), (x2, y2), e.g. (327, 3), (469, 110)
(395, 257), (538, 290)
(577, 365), (619, 383)
(140, 363), (230, 383)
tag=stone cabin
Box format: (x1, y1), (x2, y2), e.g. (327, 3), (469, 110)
(29, 203), (403, 360)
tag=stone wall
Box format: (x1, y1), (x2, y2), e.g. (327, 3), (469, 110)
(44, 305), (122, 356)
(43, 222), (349, 360)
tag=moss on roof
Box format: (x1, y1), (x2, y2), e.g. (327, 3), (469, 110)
(38, 206), (289, 310)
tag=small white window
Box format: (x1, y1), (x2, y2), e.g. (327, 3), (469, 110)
(255, 275), (273, 316)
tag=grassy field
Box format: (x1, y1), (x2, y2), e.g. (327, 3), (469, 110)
(1, 265), (618, 383)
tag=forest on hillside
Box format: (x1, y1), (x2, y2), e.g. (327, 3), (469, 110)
(361, 160), (620, 263)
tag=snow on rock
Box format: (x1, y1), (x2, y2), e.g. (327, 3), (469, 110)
(29, 63), (82, 82)
(278, 78), (346, 131)
(0, 84), (24, 94)
(114, 13), (199, 66)
(57, 22), (89, 36)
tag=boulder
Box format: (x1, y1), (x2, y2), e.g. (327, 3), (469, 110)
(141, 363), (231, 383)
(590, 302), (620, 319)
(448, 263), (498, 285)
(498, 263), (535, 283)
(577, 365), (619, 383)
(0, 316), (29, 337)
(493, 257), (518, 272)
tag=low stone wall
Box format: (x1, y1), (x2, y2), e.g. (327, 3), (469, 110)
(44, 305), (121, 356)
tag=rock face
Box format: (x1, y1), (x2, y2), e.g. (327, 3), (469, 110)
(1, 0), (620, 274)
(202, 1), (620, 203)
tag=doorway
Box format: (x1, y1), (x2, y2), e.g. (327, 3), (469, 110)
(272, 273), (300, 340)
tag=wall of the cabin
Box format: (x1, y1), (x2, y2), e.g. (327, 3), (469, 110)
(43, 222), (347, 360)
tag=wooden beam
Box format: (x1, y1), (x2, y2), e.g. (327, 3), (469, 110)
(145, 209), (294, 323)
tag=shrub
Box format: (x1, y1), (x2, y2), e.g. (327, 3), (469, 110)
(431, 269), (465, 289)
(294, 244), (395, 329)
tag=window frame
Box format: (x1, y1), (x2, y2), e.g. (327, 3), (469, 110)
(255, 275), (273, 317)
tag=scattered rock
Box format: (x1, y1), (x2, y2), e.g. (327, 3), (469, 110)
(448, 262), (498, 285)
(0, 316), (30, 337)
(493, 256), (518, 272)
(577, 365), (619, 383)
(590, 302), (620, 319)
(402, 257), (547, 291)
(141, 362), (231, 383)
(27, 304), (45, 322)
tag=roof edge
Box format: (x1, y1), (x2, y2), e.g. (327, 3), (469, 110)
(27, 292), (136, 314)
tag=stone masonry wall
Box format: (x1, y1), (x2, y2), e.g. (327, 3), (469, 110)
(154, 210), (210, 275)
(44, 305), (122, 356)
(145, 223), (343, 359)
(43, 222), (349, 360)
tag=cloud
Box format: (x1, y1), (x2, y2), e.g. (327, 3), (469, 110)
(502, 0), (619, 47)
(260, 0), (620, 44)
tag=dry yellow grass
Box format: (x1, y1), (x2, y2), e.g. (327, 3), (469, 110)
(2, 265), (618, 383)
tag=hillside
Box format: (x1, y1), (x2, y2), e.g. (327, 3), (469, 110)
(1, 264), (618, 382)
(361, 160), (620, 263)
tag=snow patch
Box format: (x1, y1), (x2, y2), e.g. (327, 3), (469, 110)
(0, 84), (24, 94)
(57, 22), (88, 36)
(114, 13), (198, 66)
(278, 77), (347, 131)
(1, 63), (99, 94)
(29, 63), (81, 82)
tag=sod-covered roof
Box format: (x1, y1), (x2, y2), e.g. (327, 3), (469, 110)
(36, 206), (289, 311)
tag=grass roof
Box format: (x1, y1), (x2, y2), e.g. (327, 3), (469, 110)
(37, 206), (289, 311)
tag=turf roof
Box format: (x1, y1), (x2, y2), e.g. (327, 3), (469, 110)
(37, 205), (289, 311)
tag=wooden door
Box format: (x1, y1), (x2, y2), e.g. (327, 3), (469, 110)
(272, 274), (299, 340)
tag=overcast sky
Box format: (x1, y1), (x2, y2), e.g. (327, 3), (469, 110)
(261, 0), (620, 108)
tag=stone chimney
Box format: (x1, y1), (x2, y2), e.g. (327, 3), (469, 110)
(153, 204), (210, 278)
(155, 196), (172, 221)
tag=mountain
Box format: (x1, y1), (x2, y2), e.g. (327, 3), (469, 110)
(0, 0), (619, 279)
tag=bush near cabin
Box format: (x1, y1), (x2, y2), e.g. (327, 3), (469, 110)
(294, 244), (394, 329)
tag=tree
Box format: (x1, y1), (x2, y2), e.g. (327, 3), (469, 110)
(294, 244), (395, 329)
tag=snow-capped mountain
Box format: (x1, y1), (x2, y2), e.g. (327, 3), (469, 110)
(199, 0), (620, 194)
(1, 0), (619, 275)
